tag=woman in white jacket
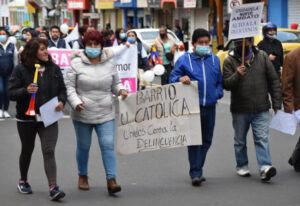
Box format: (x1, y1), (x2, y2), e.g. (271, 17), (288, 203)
(65, 30), (128, 194)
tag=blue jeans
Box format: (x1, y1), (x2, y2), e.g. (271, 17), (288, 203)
(232, 111), (272, 171)
(73, 120), (116, 180)
(188, 105), (216, 178)
(0, 75), (10, 111)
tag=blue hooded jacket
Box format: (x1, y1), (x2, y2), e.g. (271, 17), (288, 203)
(169, 51), (223, 106)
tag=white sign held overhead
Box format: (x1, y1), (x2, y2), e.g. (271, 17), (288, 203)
(228, 2), (264, 40)
(228, 0), (242, 13)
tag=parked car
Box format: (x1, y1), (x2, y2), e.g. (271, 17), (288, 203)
(217, 28), (300, 71)
(127, 28), (185, 53)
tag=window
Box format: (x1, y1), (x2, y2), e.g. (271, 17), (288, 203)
(277, 31), (300, 43)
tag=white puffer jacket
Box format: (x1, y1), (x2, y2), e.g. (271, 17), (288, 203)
(65, 46), (125, 124)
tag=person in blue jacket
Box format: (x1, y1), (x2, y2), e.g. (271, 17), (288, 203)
(169, 28), (223, 186)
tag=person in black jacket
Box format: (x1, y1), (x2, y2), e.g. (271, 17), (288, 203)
(258, 23), (283, 78)
(8, 38), (66, 201)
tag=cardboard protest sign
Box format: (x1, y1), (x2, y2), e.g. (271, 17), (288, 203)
(228, 2), (264, 40)
(48, 47), (137, 93)
(116, 82), (202, 155)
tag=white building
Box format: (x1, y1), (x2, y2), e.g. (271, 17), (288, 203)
(0, 0), (10, 26)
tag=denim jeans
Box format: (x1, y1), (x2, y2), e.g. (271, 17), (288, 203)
(0, 75), (10, 111)
(73, 119), (116, 180)
(188, 105), (216, 178)
(232, 111), (272, 171)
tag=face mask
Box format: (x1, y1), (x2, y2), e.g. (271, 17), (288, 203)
(195, 46), (210, 56)
(0, 35), (7, 42)
(40, 36), (47, 40)
(22, 34), (27, 40)
(160, 33), (166, 39)
(120, 33), (126, 40)
(266, 34), (277, 39)
(127, 37), (136, 44)
(85, 48), (101, 58)
(234, 45), (253, 60)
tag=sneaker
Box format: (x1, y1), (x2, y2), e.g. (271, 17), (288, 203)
(236, 167), (251, 177)
(49, 186), (65, 201)
(0, 110), (3, 118)
(3, 111), (10, 118)
(260, 166), (277, 182)
(191, 177), (202, 187)
(17, 180), (32, 194)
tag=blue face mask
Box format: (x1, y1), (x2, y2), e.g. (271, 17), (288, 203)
(127, 37), (136, 44)
(195, 46), (210, 56)
(22, 34), (27, 40)
(120, 33), (126, 40)
(85, 48), (101, 58)
(0, 35), (7, 42)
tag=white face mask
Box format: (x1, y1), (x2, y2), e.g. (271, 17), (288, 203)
(0, 35), (7, 42)
(266, 34), (277, 39)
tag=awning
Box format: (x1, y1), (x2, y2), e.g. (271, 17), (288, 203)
(48, 9), (60, 17)
(161, 0), (176, 8)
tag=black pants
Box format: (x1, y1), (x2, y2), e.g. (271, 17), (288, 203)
(17, 121), (58, 186)
(289, 136), (300, 172)
(161, 64), (173, 85)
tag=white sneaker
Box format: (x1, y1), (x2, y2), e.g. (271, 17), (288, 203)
(260, 166), (276, 181)
(0, 110), (3, 118)
(237, 167), (251, 177)
(3, 111), (10, 118)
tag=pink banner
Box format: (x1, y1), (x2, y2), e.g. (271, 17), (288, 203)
(121, 78), (137, 93)
(48, 49), (73, 67)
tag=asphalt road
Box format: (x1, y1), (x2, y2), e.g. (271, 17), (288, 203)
(0, 91), (299, 206)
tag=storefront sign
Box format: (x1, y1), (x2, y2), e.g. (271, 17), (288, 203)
(228, 2), (264, 40)
(96, 0), (114, 9)
(67, 0), (90, 10)
(121, 0), (131, 3)
(116, 82), (202, 155)
(137, 0), (148, 8)
(184, 0), (196, 8)
(227, 0), (242, 13)
(147, 0), (161, 8)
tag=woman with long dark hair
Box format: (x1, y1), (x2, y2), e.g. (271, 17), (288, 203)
(8, 38), (66, 201)
(114, 28), (126, 46)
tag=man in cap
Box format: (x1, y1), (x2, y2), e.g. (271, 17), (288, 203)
(222, 37), (281, 182)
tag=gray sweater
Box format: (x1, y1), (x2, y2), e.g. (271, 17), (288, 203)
(65, 47), (125, 124)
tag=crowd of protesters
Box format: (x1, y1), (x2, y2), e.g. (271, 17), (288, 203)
(0, 21), (299, 202)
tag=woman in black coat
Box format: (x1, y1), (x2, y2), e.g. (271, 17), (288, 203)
(8, 38), (66, 201)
